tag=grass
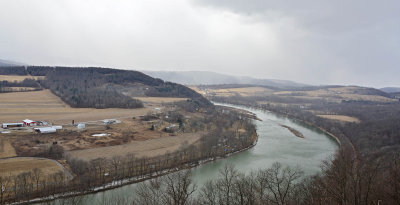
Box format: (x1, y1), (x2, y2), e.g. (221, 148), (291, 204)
(0, 139), (17, 158)
(68, 132), (203, 161)
(0, 89), (151, 124)
(274, 86), (397, 103)
(0, 75), (44, 82)
(135, 97), (188, 103)
(0, 157), (63, 177)
(317, 115), (361, 123)
(198, 86), (273, 97)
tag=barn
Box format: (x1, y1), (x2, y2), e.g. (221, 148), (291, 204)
(23, 119), (37, 126)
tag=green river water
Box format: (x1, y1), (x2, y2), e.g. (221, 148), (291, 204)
(38, 103), (338, 204)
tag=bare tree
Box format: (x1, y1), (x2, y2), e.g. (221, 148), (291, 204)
(198, 181), (218, 205)
(32, 168), (42, 192)
(216, 163), (239, 205)
(386, 154), (400, 204)
(162, 170), (197, 205)
(134, 177), (163, 205)
(0, 175), (11, 205)
(263, 162), (303, 205)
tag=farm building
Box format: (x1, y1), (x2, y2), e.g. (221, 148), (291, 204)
(77, 123), (86, 129)
(23, 119), (37, 126)
(164, 124), (179, 133)
(34, 127), (57, 133)
(2, 123), (24, 129)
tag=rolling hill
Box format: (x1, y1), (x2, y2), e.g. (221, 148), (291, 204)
(0, 59), (25, 67)
(380, 87), (400, 93)
(0, 66), (211, 109)
(143, 71), (308, 88)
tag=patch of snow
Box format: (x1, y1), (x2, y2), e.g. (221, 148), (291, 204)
(92, 133), (110, 137)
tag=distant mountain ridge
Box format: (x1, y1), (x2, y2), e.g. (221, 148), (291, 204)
(380, 87), (400, 93)
(143, 71), (307, 88)
(0, 59), (25, 67)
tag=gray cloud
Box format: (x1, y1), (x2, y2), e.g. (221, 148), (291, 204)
(0, 0), (399, 87)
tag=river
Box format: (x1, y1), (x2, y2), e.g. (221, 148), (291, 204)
(39, 103), (338, 204)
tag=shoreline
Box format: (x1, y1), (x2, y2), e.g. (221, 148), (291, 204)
(215, 102), (356, 157)
(15, 132), (259, 205)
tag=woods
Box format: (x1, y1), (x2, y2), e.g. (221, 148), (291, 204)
(38, 149), (400, 205)
(0, 66), (211, 109)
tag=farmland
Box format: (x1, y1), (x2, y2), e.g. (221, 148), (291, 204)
(68, 132), (203, 161)
(191, 86), (274, 97)
(0, 139), (16, 158)
(0, 89), (151, 124)
(317, 114), (361, 123)
(0, 75), (44, 82)
(194, 85), (397, 103)
(0, 157), (64, 177)
(135, 97), (188, 104)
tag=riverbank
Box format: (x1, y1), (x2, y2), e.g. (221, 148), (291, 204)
(214, 101), (356, 157)
(13, 131), (259, 204)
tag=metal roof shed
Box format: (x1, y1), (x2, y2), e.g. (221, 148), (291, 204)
(34, 127), (57, 134)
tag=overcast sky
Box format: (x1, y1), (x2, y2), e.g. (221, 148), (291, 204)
(0, 0), (399, 87)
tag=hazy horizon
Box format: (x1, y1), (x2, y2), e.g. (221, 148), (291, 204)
(0, 0), (399, 87)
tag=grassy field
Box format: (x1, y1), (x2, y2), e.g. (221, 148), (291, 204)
(135, 97), (188, 104)
(195, 86), (273, 97)
(274, 86), (397, 103)
(0, 89), (151, 124)
(317, 115), (361, 123)
(0, 139), (17, 158)
(0, 157), (63, 177)
(193, 85), (396, 103)
(0, 75), (44, 82)
(68, 132), (204, 161)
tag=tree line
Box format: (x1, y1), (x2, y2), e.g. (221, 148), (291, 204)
(0, 66), (211, 109)
(130, 148), (400, 205)
(0, 78), (42, 93)
(0, 109), (257, 204)
(210, 94), (400, 158)
(9, 148), (398, 205)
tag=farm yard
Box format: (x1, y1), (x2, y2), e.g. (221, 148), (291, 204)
(0, 87), (197, 187)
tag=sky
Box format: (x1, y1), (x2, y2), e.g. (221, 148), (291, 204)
(0, 0), (399, 87)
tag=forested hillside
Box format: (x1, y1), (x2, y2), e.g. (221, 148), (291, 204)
(0, 66), (211, 109)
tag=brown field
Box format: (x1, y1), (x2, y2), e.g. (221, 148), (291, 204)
(135, 97), (188, 104)
(274, 86), (397, 103)
(68, 132), (204, 161)
(196, 86), (273, 97)
(0, 75), (44, 82)
(0, 157), (63, 177)
(0, 89), (151, 124)
(0, 139), (17, 158)
(189, 86), (206, 95)
(317, 115), (361, 123)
